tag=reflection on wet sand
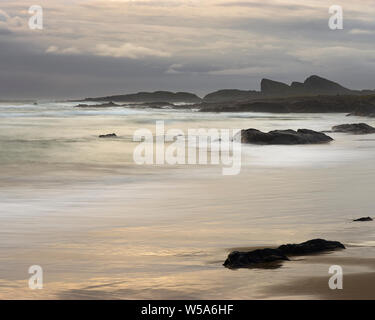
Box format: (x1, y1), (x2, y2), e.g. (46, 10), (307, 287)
(1, 168), (375, 299)
(264, 255), (375, 300)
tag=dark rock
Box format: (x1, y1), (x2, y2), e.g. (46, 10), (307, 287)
(332, 123), (375, 134)
(353, 217), (373, 222)
(76, 101), (120, 108)
(223, 248), (289, 269)
(99, 133), (117, 138)
(278, 239), (345, 255)
(239, 128), (333, 145)
(223, 239), (345, 269)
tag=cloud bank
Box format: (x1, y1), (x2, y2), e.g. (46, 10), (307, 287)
(0, 0), (375, 98)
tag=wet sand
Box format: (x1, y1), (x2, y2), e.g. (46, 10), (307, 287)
(1, 103), (375, 299)
(1, 167), (374, 300)
(264, 255), (375, 299)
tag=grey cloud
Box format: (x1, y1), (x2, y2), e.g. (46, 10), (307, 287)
(0, 0), (375, 98)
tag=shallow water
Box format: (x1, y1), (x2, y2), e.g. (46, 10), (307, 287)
(0, 101), (374, 299)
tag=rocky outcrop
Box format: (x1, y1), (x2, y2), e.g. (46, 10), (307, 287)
(99, 133), (117, 138)
(332, 123), (375, 134)
(85, 91), (202, 103)
(224, 239), (345, 269)
(201, 75), (358, 104)
(260, 75), (353, 97)
(353, 217), (373, 222)
(239, 128), (333, 145)
(278, 239), (345, 255)
(223, 248), (289, 269)
(302, 75), (352, 95)
(261, 79), (292, 97)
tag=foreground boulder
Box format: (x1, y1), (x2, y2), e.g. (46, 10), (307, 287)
(99, 133), (117, 138)
(353, 217), (373, 222)
(223, 248), (289, 269)
(278, 239), (345, 255)
(239, 128), (333, 145)
(224, 239), (345, 269)
(332, 123), (375, 134)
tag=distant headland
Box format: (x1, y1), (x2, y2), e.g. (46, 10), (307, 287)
(79, 75), (375, 116)
(82, 75), (375, 103)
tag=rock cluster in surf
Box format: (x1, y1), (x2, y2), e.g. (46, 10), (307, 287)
(239, 128), (333, 145)
(224, 239), (345, 269)
(332, 123), (375, 134)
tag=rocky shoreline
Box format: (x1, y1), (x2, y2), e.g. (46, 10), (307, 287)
(75, 95), (375, 117)
(195, 95), (375, 115)
(74, 96), (375, 118)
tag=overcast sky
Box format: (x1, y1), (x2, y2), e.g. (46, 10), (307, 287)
(1, 0), (375, 99)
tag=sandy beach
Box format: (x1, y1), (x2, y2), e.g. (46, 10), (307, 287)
(0, 102), (375, 299)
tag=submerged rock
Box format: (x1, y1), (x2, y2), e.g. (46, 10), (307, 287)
(239, 128), (333, 145)
(332, 123), (375, 134)
(223, 248), (289, 269)
(99, 133), (117, 138)
(224, 239), (345, 269)
(278, 239), (345, 255)
(353, 217), (373, 222)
